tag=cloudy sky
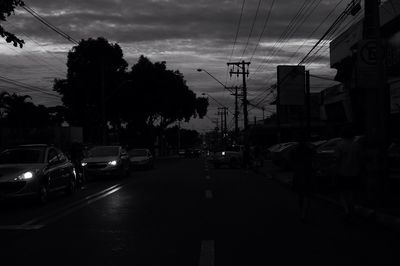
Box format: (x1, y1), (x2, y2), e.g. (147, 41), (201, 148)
(0, 0), (365, 132)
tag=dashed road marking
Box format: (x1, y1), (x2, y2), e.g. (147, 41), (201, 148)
(199, 240), (215, 266)
(205, 189), (213, 200)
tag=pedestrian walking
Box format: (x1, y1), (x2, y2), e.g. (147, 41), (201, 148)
(292, 132), (315, 220)
(334, 126), (362, 218)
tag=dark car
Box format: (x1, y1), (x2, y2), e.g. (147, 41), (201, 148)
(0, 144), (77, 203)
(128, 148), (154, 169)
(81, 145), (130, 180)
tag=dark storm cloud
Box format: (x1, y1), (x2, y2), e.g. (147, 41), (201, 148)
(11, 0), (348, 45)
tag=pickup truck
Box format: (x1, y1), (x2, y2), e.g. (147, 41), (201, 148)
(212, 145), (244, 168)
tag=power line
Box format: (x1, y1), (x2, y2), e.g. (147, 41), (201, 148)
(21, 4), (79, 45)
(249, 0), (276, 62)
(240, 0), (262, 60)
(0, 75), (60, 99)
(299, 0), (358, 65)
(228, 0), (246, 63)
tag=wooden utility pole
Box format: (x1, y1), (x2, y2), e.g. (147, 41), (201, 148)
(100, 56), (107, 145)
(218, 108), (224, 144)
(223, 107), (228, 139)
(231, 86), (240, 136)
(305, 70), (311, 141)
(359, 0), (388, 202)
(228, 61), (250, 131)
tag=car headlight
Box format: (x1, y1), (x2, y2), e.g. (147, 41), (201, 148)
(108, 160), (118, 166)
(81, 162), (87, 167)
(222, 151), (226, 156)
(15, 170), (35, 181)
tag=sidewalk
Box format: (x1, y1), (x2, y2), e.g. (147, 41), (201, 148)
(256, 160), (400, 233)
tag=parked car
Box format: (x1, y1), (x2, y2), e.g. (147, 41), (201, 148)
(128, 148), (154, 169)
(212, 145), (244, 168)
(313, 137), (342, 181)
(0, 144), (77, 203)
(81, 145), (130, 179)
(269, 142), (297, 168)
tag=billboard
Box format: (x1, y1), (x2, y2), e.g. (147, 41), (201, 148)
(277, 65), (305, 105)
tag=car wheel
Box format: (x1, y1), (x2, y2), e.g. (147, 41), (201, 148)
(65, 176), (76, 195)
(38, 184), (49, 204)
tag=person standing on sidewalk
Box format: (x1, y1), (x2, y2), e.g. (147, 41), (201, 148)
(334, 126), (362, 218)
(292, 132), (315, 220)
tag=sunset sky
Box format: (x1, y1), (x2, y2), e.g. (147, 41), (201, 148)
(0, 0), (366, 132)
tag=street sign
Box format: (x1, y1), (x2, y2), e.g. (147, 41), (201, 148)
(356, 39), (381, 88)
(359, 40), (378, 65)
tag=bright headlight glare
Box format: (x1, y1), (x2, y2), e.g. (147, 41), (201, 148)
(18, 171), (34, 180)
(108, 160), (117, 166)
(81, 162), (87, 167)
(222, 151), (226, 156)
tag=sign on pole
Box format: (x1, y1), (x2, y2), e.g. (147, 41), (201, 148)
(277, 65), (305, 105)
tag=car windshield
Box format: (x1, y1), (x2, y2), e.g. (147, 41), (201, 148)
(129, 149), (148, 157)
(0, 148), (45, 164)
(88, 146), (119, 157)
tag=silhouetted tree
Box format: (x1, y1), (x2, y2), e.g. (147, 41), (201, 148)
(0, 0), (24, 47)
(0, 93), (52, 127)
(53, 37), (128, 141)
(116, 55), (208, 130)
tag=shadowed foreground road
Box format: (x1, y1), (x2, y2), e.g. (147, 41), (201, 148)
(1, 157), (400, 265)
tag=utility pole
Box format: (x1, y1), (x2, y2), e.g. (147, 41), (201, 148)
(228, 60), (250, 167)
(233, 86), (239, 135)
(100, 56), (107, 145)
(305, 70), (311, 141)
(228, 60), (250, 131)
(223, 107), (228, 139)
(359, 0), (388, 202)
(218, 108), (224, 144)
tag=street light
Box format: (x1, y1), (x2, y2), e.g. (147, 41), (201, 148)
(197, 69), (234, 93)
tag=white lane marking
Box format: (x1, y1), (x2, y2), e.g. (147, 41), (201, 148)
(205, 189), (213, 200)
(199, 240), (215, 266)
(39, 187), (122, 227)
(0, 186), (123, 231)
(23, 184), (122, 226)
(0, 224), (44, 230)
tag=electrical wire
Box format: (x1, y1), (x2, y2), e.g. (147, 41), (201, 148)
(228, 0), (246, 63)
(21, 4), (79, 45)
(249, 0), (276, 63)
(240, 0), (262, 60)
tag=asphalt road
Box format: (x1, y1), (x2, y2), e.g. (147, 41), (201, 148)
(1, 157), (400, 265)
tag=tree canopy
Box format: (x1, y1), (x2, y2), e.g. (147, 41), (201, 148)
(0, 0), (24, 47)
(54, 37), (128, 131)
(54, 37), (208, 143)
(116, 55), (208, 130)
(0, 92), (53, 127)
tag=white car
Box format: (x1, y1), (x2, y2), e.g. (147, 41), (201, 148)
(81, 146), (130, 179)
